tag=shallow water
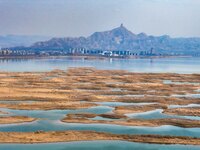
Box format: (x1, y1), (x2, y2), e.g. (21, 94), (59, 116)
(0, 141), (200, 150)
(169, 104), (200, 109)
(126, 109), (170, 119)
(0, 107), (200, 137)
(126, 109), (200, 121)
(0, 57), (200, 73)
(173, 94), (200, 98)
(0, 106), (113, 120)
(1, 119), (200, 137)
(163, 80), (200, 85)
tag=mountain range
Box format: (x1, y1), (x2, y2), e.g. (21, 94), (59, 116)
(0, 35), (51, 48)
(7, 24), (200, 55)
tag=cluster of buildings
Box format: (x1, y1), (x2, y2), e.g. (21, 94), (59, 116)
(0, 49), (35, 56)
(0, 47), (156, 57)
(0, 50), (12, 55)
(66, 48), (156, 57)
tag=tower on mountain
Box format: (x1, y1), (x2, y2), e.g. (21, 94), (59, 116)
(120, 23), (124, 28)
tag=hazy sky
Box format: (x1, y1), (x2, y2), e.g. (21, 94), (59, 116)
(0, 0), (200, 37)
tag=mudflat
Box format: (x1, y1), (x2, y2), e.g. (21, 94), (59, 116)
(0, 68), (200, 144)
(62, 113), (200, 128)
(0, 130), (199, 145)
(164, 107), (200, 117)
(0, 116), (36, 124)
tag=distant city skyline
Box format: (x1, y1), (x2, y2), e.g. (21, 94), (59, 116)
(0, 0), (200, 37)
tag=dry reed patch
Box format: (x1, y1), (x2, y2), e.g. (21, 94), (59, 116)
(164, 107), (200, 117)
(114, 104), (168, 115)
(0, 130), (199, 145)
(62, 113), (200, 128)
(0, 116), (36, 124)
(0, 67), (199, 110)
(116, 96), (200, 105)
(67, 113), (127, 120)
(0, 101), (97, 110)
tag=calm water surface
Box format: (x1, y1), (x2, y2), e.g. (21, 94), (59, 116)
(0, 141), (200, 150)
(0, 107), (200, 138)
(0, 57), (200, 73)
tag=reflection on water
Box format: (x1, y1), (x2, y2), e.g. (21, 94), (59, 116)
(0, 57), (200, 73)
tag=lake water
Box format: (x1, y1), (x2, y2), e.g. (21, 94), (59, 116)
(1, 107), (200, 138)
(0, 57), (200, 149)
(1, 141), (200, 150)
(0, 57), (200, 73)
(126, 109), (200, 120)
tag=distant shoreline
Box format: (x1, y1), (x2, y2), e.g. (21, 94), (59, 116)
(0, 55), (194, 60)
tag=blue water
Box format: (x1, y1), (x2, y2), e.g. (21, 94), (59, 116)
(1, 57), (200, 149)
(163, 80), (200, 85)
(0, 57), (200, 73)
(126, 109), (200, 120)
(0, 107), (200, 138)
(169, 104), (200, 109)
(0, 141), (199, 150)
(173, 94), (200, 98)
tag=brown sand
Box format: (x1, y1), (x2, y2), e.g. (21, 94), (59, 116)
(0, 116), (36, 124)
(0, 130), (199, 145)
(114, 104), (168, 115)
(164, 107), (200, 117)
(63, 113), (200, 128)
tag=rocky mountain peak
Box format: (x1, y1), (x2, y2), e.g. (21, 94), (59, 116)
(8, 25), (200, 55)
(110, 24), (135, 37)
